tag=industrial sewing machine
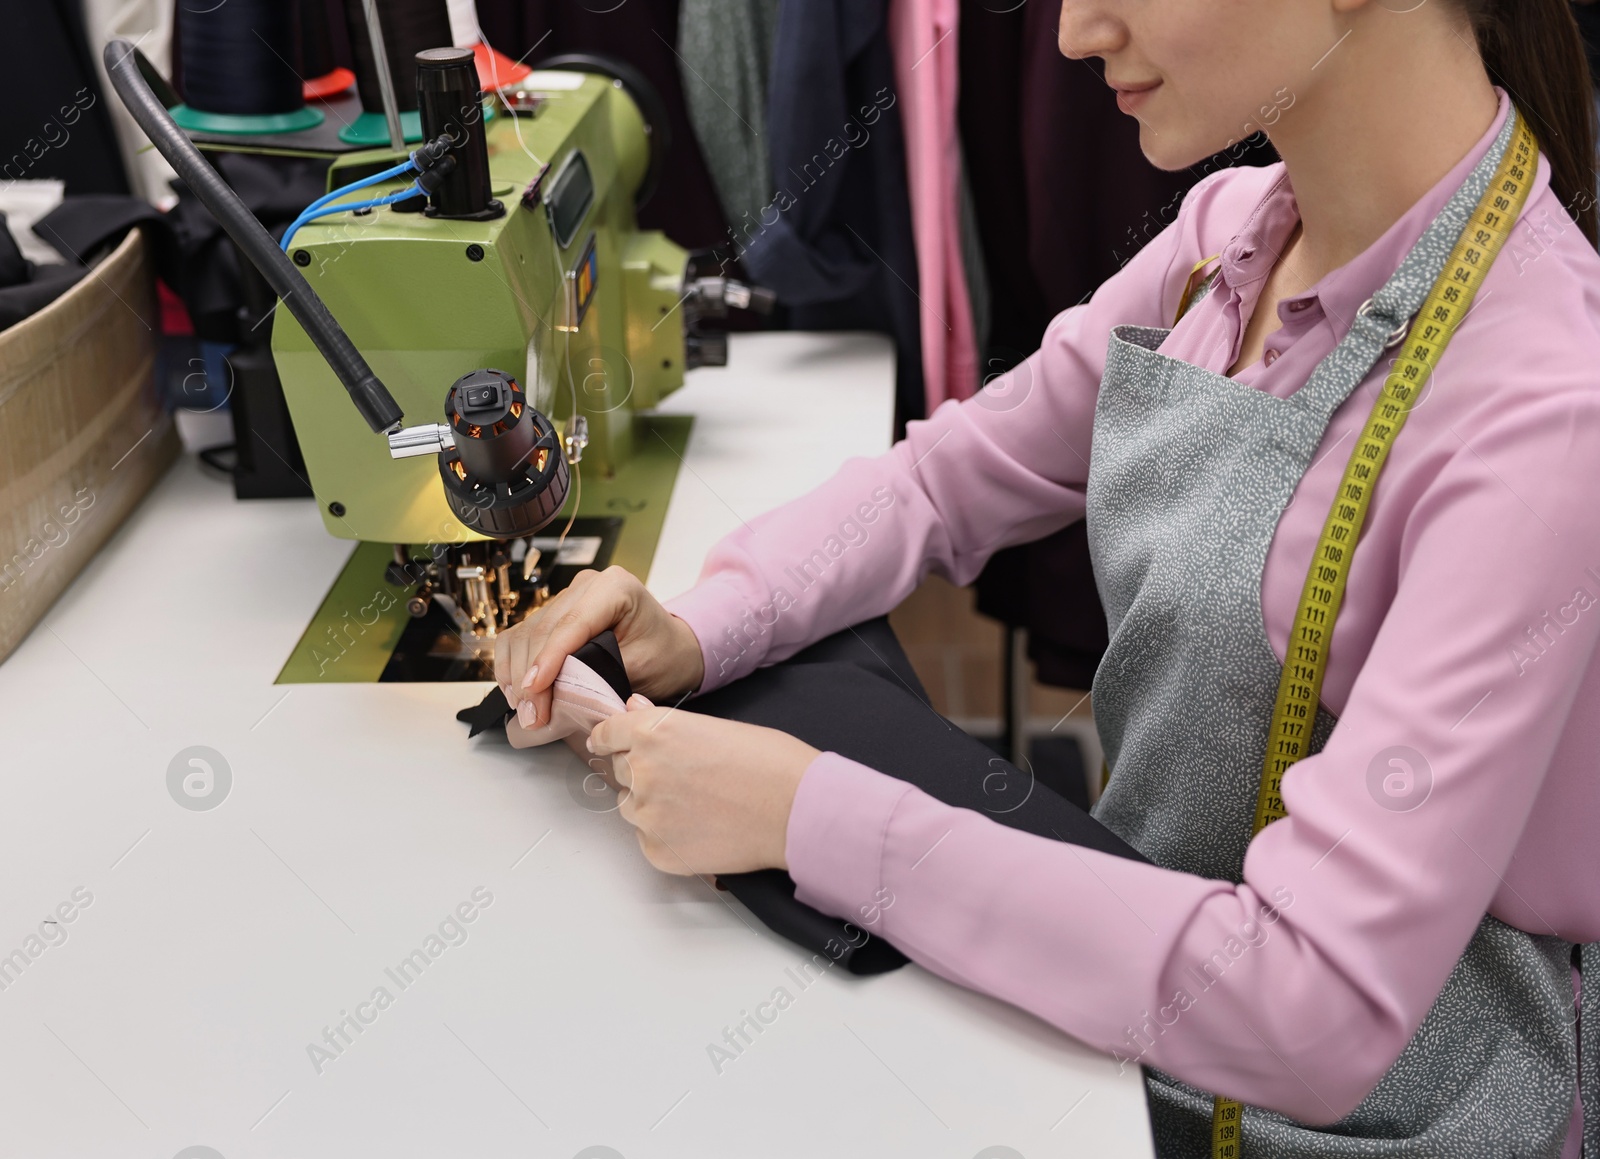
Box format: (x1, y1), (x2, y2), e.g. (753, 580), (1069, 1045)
(107, 40), (769, 678)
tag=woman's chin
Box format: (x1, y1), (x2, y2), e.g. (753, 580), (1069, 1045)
(1136, 126), (1226, 174)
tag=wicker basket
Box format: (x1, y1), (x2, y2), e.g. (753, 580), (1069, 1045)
(0, 228), (179, 663)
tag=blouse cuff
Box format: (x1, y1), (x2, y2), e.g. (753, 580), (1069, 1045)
(661, 575), (763, 695)
(784, 752), (914, 923)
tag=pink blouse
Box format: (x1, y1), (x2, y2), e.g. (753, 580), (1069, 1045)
(663, 90), (1600, 1131)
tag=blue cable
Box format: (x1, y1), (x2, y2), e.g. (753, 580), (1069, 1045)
(304, 158), (416, 215)
(280, 181), (423, 252)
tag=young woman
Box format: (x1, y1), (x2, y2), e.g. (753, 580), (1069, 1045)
(495, 0), (1600, 1154)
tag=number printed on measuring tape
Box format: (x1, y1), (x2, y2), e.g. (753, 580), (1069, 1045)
(1251, 114), (1537, 834)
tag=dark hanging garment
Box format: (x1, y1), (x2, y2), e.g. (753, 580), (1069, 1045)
(0, 0), (131, 195)
(740, 0), (925, 430)
(1576, 1), (1600, 88)
(959, 0), (1278, 688)
(470, 0), (731, 251)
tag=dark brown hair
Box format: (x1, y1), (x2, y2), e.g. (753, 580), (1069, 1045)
(1460, 0), (1599, 246)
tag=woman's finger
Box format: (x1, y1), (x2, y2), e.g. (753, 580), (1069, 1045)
(493, 629), (510, 694)
(611, 750), (634, 789)
(506, 594), (558, 708)
(505, 711), (565, 750)
(587, 711), (634, 757)
(526, 568), (635, 700)
(507, 625), (533, 705)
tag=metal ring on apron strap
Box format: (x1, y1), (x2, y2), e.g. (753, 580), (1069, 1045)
(1354, 298), (1412, 350)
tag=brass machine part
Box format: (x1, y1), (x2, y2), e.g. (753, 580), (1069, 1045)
(389, 539), (551, 651)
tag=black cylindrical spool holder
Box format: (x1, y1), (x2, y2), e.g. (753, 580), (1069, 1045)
(178, 0), (304, 115)
(296, 0), (338, 81)
(416, 47), (503, 220)
(103, 39), (403, 435)
(343, 0), (452, 112)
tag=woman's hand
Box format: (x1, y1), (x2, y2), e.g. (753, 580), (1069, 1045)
(587, 698), (821, 876)
(493, 565), (706, 731)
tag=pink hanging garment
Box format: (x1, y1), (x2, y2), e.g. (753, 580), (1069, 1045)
(889, 0), (979, 413)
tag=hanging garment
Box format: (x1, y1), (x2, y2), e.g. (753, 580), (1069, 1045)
(471, 0), (732, 251)
(1087, 109), (1587, 1158)
(887, 0), (978, 412)
(742, 0), (926, 429)
(956, 147), (990, 369)
(81, 0), (178, 207)
(3, 1), (132, 197)
(675, 0), (779, 235)
(958, 0), (1278, 691)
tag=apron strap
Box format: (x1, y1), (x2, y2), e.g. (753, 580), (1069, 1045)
(1288, 107), (1522, 423)
(1584, 942), (1597, 1158)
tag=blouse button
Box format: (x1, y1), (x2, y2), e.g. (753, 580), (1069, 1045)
(1287, 299), (1312, 313)
(1264, 348), (1280, 366)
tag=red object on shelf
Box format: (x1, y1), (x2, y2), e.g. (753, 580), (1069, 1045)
(473, 42), (530, 90)
(303, 67), (356, 102)
(157, 280), (194, 337)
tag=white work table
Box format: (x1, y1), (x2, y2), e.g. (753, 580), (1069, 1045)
(0, 333), (1153, 1159)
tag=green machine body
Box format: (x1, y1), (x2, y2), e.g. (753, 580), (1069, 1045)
(272, 70), (693, 545)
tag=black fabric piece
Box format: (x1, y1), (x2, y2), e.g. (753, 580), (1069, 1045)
(0, 262), (83, 331)
(0, 212), (28, 287)
(457, 686), (513, 738)
(33, 196), (169, 272)
(577, 629), (632, 702)
(718, 868), (909, 974)
(455, 629), (632, 737)
(692, 619), (1145, 858)
(457, 630), (630, 736)
(0, 210), (87, 331)
(458, 616), (1149, 974)
(742, 0), (925, 431)
(958, 0), (1280, 690)
(693, 618), (1152, 974)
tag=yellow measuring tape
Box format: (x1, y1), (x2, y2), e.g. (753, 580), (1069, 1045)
(1207, 111), (1539, 1159)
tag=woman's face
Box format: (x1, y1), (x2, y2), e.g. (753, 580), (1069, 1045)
(1058, 0), (1349, 169)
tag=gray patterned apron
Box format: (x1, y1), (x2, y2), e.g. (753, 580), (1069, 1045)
(1084, 110), (1593, 1157)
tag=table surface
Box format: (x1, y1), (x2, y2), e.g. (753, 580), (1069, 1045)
(0, 333), (1154, 1159)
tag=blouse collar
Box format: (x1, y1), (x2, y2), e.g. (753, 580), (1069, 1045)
(1215, 87), (1522, 338)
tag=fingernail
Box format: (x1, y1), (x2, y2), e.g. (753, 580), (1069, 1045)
(518, 700), (536, 728)
(500, 682), (513, 701)
(520, 664), (539, 691)
(585, 735), (595, 752)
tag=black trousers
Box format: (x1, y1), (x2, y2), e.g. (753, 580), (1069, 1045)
(688, 617), (1151, 974)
